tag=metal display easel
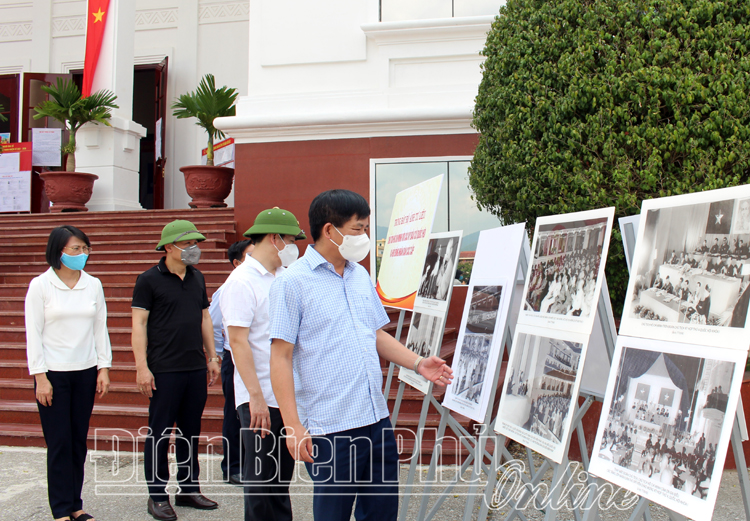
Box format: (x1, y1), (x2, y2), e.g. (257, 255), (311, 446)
(384, 216), (750, 520)
(476, 287), (617, 521)
(386, 232), (530, 521)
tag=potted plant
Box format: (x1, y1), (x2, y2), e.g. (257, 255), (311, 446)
(172, 73), (238, 208)
(33, 78), (118, 212)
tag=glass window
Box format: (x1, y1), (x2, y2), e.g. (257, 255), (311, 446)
(381, 0), (451, 22)
(373, 158), (502, 284)
(453, 0), (505, 17)
(380, 0), (504, 22)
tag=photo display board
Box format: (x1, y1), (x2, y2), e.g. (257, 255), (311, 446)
(376, 175), (443, 310)
(398, 230), (463, 394)
(589, 335), (745, 520)
(619, 185), (750, 349)
(519, 207), (615, 334)
(579, 276), (618, 398)
(495, 325), (591, 463)
(414, 231), (464, 315)
(443, 222), (527, 422)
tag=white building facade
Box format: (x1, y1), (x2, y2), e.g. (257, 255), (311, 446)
(0, 0), (506, 249)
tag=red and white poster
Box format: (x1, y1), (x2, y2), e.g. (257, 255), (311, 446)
(376, 175), (442, 309)
(0, 142), (32, 213)
(201, 138), (234, 168)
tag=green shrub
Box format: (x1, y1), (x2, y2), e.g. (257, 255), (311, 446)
(470, 0), (750, 317)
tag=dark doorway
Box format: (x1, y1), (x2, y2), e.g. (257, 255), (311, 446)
(133, 58), (167, 209)
(0, 75), (19, 143)
(133, 68), (157, 209)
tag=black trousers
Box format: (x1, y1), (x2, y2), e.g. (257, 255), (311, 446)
(221, 349), (242, 477)
(144, 368), (208, 502)
(237, 404), (295, 521)
(36, 366), (98, 519)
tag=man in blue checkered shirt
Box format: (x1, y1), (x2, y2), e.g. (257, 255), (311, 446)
(269, 189), (454, 521)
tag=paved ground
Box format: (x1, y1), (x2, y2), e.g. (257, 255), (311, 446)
(1, 446), (748, 520)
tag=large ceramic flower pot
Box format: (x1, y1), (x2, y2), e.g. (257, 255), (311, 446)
(39, 171), (98, 212)
(180, 165), (234, 208)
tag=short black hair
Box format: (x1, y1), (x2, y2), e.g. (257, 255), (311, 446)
(45, 225), (91, 270)
(227, 239), (253, 266)
(309, 189), (370, 242)
(248, 234), (267, 246)
(248, 233), (293, 246)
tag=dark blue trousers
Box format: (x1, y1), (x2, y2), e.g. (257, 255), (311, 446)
(144, 368), (207, 502)
(36, 366), (98, 519)
(305, 416), (399, 521)
(221, 350), (242, 477)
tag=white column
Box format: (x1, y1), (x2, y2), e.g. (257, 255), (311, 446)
(76, 0), (146, 211)
(31, 0), (52, 71)
(168, 0), (200, 209)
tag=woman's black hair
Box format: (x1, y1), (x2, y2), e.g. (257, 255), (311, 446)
(308, 189), (370, 242)
(45, 225), (91, 269)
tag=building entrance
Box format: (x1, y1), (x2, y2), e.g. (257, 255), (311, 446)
(0, 60), (168, 210)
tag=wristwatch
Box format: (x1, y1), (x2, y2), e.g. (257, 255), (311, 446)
(208, 357), (221, 363)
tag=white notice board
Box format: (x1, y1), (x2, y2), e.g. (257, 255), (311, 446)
(0, 172), (31, 212)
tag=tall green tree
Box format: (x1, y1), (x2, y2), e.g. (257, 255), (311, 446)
(470, 0), (750, 316)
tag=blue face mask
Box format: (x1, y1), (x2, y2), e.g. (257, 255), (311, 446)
(61, 252), (88, 271)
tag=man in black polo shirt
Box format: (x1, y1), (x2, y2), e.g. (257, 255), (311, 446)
(132, 220), (221, 521)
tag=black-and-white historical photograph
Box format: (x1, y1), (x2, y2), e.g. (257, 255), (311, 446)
(495, 328), (589, 463)
(621, 186), (750, 348)
(526, 219), (607, 316)
(452, 285), (503, 405)
(417, 235), (461, 302)
(399, 309), (445, 394)
(520, 207), (614, 334)
(590, 337), (745, 520)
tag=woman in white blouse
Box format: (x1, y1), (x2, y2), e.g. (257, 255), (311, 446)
(25, 225), (112, 521)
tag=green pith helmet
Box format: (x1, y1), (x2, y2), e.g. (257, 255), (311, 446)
(156, 220), (206, 251)
(243, 207), (305, 239)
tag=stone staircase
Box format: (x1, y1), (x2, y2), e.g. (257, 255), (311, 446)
(0, 208), (237, 453)
(0, 208), (487, 464)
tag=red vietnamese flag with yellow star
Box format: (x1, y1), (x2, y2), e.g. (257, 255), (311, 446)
(82, 0), (110, 97)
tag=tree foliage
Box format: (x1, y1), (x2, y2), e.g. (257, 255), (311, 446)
(470, 0), (750, 317)
(172, 74), (238, 166)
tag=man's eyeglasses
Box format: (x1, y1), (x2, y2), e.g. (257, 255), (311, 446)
(64, 246), (93, 254)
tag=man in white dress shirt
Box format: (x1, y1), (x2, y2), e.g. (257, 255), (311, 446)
(209, 240), (254, 485)
(220, 208), (305, 521)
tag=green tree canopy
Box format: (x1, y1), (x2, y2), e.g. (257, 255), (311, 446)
(470, 0), (750, 316)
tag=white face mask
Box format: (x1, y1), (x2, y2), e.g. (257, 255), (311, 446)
(274, 235), (299, 267)
(330, 226), (370, 263)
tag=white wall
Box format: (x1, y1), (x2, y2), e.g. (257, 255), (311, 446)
(0, 0), (506, 205)
(0, 0), (250, 209)
(218, 0), (503, 143)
